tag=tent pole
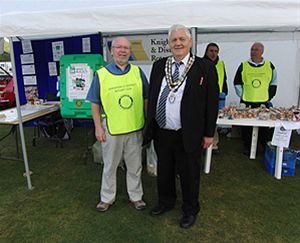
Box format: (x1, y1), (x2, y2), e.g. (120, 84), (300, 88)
(9, 37), (33, 190)
(297, 37), (300, 107)
(191, 27), (197, 55)
(298, 41), (300, 107)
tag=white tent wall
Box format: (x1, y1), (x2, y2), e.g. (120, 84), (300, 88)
(197, 31), (300, 107)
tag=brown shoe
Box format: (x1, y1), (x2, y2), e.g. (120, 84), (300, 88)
(96, 201), (110, 212)
(132, 200), (146, 210)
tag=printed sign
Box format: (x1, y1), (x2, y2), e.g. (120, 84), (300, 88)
(66, 63), (93, 101)
(106, 34), (171, 63)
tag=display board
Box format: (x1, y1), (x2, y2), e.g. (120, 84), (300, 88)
(12, 33), (102, 105)
(60, 54), (105, 119)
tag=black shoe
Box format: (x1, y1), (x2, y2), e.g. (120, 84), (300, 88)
(150, 205), (173, 216)
(180, 214), (197, 229)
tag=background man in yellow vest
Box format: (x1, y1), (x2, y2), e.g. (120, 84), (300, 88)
(234, 42), (278, 155)
(204, 43), (228, 154)
(87, 37), (149, 212)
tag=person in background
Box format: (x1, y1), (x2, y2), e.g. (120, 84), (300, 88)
(233, 42), (278, 155)
(87, 37), (149, 212)
(143, 24), (219, 229)
(204, 43), (228, 154)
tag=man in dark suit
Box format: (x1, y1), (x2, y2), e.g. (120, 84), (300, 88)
(143, 24), (219, 229)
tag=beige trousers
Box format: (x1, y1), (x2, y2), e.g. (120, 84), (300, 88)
(100, 120), (143, 204)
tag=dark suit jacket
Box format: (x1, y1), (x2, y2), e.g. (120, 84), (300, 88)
(143, 55), (219, 153)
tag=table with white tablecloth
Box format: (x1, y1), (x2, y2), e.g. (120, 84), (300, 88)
(204, 118), (285, 179)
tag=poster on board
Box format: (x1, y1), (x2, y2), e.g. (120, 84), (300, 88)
(66, 63), (93, 101)
(52, 41), (64, 61)
(23, 75), (37, 85)
(105, 34), (171, 64)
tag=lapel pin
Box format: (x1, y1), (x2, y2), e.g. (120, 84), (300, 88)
(199, 77), (204, 85)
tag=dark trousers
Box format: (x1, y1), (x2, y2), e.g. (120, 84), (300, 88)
(240, 101), (273, 150)
(153, 127), (201, 216)
(242, 126), (273, 149)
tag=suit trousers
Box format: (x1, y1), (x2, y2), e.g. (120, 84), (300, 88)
(153, 127), (201, 216)
(100, 119), (143, 204)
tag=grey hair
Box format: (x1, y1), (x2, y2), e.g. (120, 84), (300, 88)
(168, 24), (191, 40)
(111, 36), (131, 48)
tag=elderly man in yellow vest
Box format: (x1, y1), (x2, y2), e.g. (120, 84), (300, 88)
(87, 37), (149, 212)
(203, 43), (228, 154)
(234, 42), (278, 155)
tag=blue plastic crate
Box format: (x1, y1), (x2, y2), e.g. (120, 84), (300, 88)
(264, 144), (297, 169)
(265, 161), (295, 177)
(264, 143), (297, 177)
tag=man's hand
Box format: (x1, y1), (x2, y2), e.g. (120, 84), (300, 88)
(95, 126), (106, 142)
(202, 136), (213, 149)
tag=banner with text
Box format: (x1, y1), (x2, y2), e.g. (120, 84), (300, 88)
(106, 34), (171, 63)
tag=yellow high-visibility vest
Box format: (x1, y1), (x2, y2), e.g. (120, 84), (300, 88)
(215, 59), (225, 93)
(97, 65), (144, 135)
(241, 60), (272, 102)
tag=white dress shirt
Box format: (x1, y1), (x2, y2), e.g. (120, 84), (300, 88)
(156, 53), (190, 130)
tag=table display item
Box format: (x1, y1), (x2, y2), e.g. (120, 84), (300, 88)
(218, 104), (300, 122)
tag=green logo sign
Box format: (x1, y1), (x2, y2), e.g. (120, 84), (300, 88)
(118, 95), (133, 109)
(252, 79), (261, 88)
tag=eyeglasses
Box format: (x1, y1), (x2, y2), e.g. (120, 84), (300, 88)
(112, 46), (130, 50)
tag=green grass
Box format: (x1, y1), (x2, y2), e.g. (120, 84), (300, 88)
(0, 125), (300, 242)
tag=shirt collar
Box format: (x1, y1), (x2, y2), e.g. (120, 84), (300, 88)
(248, 57), (264, 66)
(172, 53), (190, 66)
(112, 60), (130, 71)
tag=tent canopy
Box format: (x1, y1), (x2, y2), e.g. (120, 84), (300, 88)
(1, 0), (299, 38)
(1, 0), (299, 190)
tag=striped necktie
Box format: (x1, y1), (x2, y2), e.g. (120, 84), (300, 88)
(156, 62), (181, 128)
